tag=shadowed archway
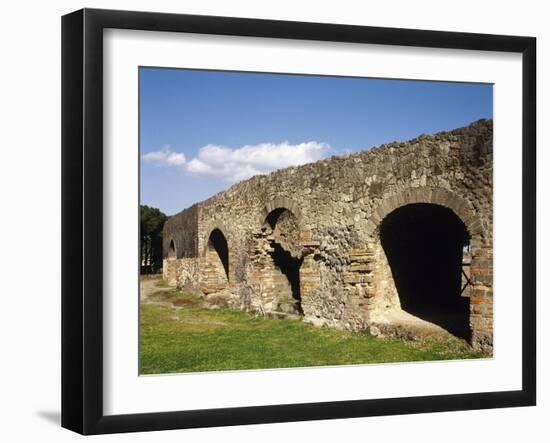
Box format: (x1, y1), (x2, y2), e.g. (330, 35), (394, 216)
(380, 203), (471, 339)
(263, 207), (303, 314)
(202, 228), (229, 293)
(168, 239), (176, 258)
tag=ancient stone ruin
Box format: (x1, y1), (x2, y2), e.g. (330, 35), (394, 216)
(162, 119), (493, 353)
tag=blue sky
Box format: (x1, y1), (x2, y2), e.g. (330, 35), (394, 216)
(140, 67), (492, 215)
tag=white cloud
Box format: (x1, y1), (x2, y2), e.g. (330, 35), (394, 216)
(143, 141), (330, 183)
(142, 145), (186, 167)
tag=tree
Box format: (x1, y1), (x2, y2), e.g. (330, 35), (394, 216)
(140, 205), (168, 274)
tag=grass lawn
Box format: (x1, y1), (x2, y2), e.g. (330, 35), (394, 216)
(140, 285), (485, 375)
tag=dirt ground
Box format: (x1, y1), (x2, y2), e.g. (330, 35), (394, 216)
(140, 277), (171, 303)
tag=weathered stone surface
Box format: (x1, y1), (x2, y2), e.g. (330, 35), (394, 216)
(163, 119), (493, 353)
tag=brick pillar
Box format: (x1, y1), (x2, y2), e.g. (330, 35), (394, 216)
(163, 258), (178, 287)
(469, 238), (493, 353)
(200, 247), (228, 294)
(247, 230), (280, 313)
(342, 247), (375, 328)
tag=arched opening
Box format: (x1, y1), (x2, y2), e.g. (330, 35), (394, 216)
(265, 207), (286, 229)
(207, 229), (229, 278)
(202, 228), (229, 293)
(263, 208), (303, 315)
(168, 239), (176, 259)
(380, 203), (471, 340)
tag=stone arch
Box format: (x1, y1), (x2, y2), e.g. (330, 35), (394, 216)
(163, 237), (179, 287)
(201, 220), (232, 255)
(379, 203), (471, 339)
(364, 187), (491, 348)
(365, 187), (485, 240)
(253, 202), (304, 316)
(259, 196), (303, 226)
(167, 238), (177, 259)
(201, 227), (230, 294)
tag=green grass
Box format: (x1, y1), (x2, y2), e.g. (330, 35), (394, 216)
(140, 288), (485, 375)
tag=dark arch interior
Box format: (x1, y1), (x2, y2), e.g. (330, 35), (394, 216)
(265, 207), (286, 229)
(208, 229), (229, 279)
(168, 239), (176, 258)
(270, 242), (303, 305)
(380, 203), (471, 340)
(265, 208), (303, 313)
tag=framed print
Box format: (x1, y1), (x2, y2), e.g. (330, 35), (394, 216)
(61, 8), (536, 435)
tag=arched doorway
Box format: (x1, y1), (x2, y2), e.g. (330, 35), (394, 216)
(380, 203), (471, 339)
(202, 228), (229, 293)
(163, 238), (179, 287)
(263, 207), (303, 315)
(168, 239), (177, 259)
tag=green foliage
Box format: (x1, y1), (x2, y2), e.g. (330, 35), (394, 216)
(140, 205), (167, 236)
(140, 287), (485, 374)
(140, 205), (168, 274)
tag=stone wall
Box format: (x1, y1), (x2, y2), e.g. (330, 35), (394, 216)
(163, 119), (493, 353)
(163, 204), (199, 259)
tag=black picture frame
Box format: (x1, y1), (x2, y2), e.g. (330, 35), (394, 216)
(61, 8), (536, 435)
